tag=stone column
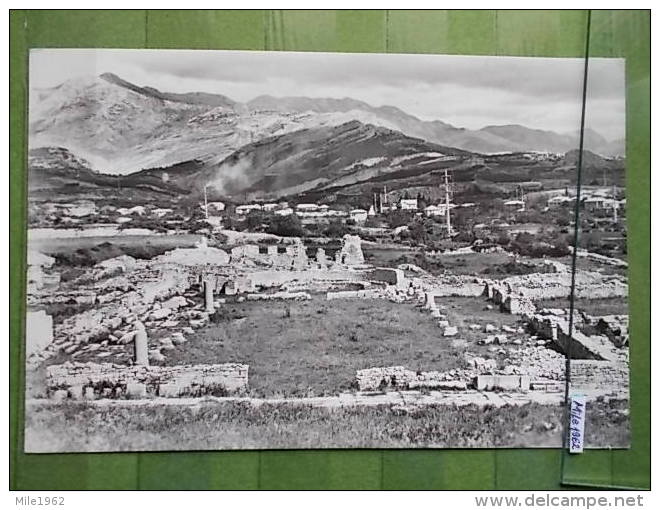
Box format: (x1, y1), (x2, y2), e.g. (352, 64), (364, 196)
(134, 321), (149, 366)
(204, 278), (215, 313)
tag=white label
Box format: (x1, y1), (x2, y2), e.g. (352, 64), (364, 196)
(568, 395), (587, 453)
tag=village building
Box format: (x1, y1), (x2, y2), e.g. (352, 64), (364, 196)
(236, 204), (262, 215)
(399, 198), (418, 211)
(503, 199), (525, 211)
(584, 196), (619, 213)
(547, 196), (575, 208)
(274, 207), (294, 216)
(152, 208), (174, 218)
(296, 203), (320, 212)
(350, 208), (368, 223)
(207, 202), (225, 212)
(117, 205), (146, 216)
(424, 204), (450, 217)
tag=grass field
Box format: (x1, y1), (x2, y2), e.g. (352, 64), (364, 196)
(24, 398), (630, 452)
(159, 296), (526, 398)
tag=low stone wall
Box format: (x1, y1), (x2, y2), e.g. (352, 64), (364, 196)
(356, 366), (467, 391)
(570, 360), (629, 396)
(475, 375), (531, 391)
(528, 313), (620, 361)
(46, 362), (248, 399)
(246, 291), (311, 301)
(327, 289), (381, 300)
(485, 272), (628, 304)
(364, 268), (407, 289)
(420, 276), (485, 298)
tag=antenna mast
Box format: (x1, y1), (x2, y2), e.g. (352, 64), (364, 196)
(444, 169), (452, 235)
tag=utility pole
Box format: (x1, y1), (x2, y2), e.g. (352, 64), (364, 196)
(203, 184), (209, 219)
(444, 169), (452, 235)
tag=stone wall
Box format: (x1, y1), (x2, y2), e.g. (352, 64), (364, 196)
(356, 366), (467, 391)
(475, 374), (531, 391)
(528, 313), (621, 361)
(335, 235), (365, 266)
(46, 361), (248, 399)
(365, 268), (407, 289)
(570, 360), (629, 397)
(485, 272), (628, 304)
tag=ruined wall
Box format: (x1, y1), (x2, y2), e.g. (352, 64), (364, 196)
(229, 239), (308, 269)
(570, 360), (629, 397)
(356, 366), (467, 391)
(474, 374), (531, 391)
(420, 276), (484, 298)
(46, 361), (248, 399)
(364, 268), (407, 289)
(528, 313), (621, 361)
(486, 272), (628, 303)
(335, 235), (365, 266)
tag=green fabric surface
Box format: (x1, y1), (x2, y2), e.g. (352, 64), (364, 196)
(9, 9), (650, 490)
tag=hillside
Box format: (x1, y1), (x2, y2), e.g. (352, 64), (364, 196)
(191, 120), (473, 199)
(29, 73), (624, 180)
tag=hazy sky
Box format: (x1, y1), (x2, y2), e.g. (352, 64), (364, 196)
(30, 49), (626, 141)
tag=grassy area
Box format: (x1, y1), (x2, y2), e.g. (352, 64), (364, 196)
(24, 398), (629, 452)
(158, 296), (525, 398)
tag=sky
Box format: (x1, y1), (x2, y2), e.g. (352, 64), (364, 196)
(29, 49), (626, 141)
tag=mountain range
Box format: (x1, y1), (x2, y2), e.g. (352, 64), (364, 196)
(28, 72), (625, 199)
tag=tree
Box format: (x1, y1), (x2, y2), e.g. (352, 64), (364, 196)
(266, 214), (306, 237)
(324, 219), (349, 238)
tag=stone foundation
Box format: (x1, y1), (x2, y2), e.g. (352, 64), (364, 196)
(46, 362), (248, 399)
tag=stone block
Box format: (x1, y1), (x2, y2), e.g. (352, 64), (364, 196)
(50, 389), (68, 402)
(158, 383), (182, 398)
(475, 375), (531, 391)
(126, 382), (147, 399)
(68, 385), (84, 400)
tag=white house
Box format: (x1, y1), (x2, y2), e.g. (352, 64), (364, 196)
(207, 201), (226, 212)
(350, 209), (368, 223)
(584, 197), (619, 213)
(274, 207), (294, 216)
(424, 205), (448, 217)
(296, 203), (320, 212)
(236, 204), (263, 215)
(503, 199), (525, 211)
(399, 198), (418, 210)
(152, 208), (174, 218)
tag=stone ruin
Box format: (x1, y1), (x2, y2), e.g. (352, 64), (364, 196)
(356, 366), (467, 391)
(229, 238), (309, 270)
(335, 234), (365, 266)
(527, 310), (623, 362)
(46, 361), (248, 400)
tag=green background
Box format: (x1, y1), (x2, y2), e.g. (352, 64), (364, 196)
(9, 10), (650, 490)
